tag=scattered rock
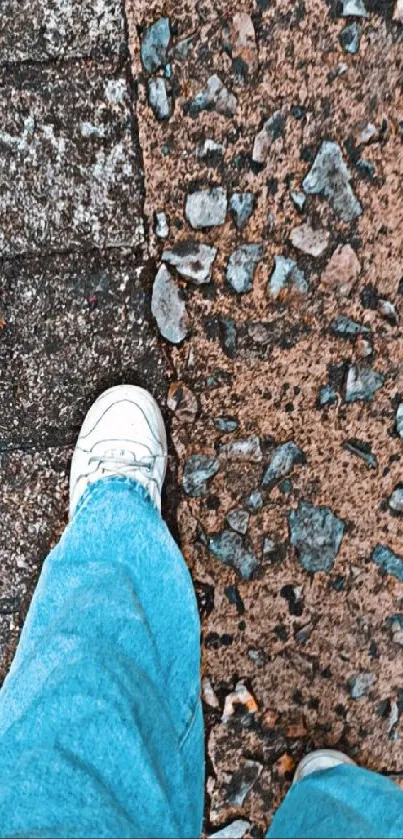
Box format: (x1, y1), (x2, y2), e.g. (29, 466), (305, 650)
(330, 315), (370, 339)
(393, 0), (403, 20)
(231, 13), (258, 80)
(289, 500), (345, 573)
(291, 191), (306, 211)
(322, 245), (361, 294)
(167, 382), (198, 422)
(208, 529), (259, 579)
(226, 508), (250, 535)
(215, 416), (239, 433)
(396, 404), (403, 439)
(226, 760), (262, 807)
(378, 298), (399, 326)
(151, 264), (188, 343)
(141, 17), (171, 72)
(196, 138), (224, 160)
(189, 74), (237, 118)
(219, 436), (262, 462)
(342, 0), (368, 16)
(343, 439), (378, 469)
(389, 615), (403, 646)
(185, 188), (227, 229)
(290, 223), (330, 257)
(340, 22), (361, 54)
(245, 489), (264, 512)
(174, 36), (193, 59)
(317, 385), (338, 408)
(252, 111), (285, 164)
(344, 365), (384, 402)
(389, 486), (403, 514)
(226, 243), (264, 293)
(222, 682), (258, 722)
(183, 454), (219, 496)
(372, 544), (403, 582)
(357, 122), (378, 145)
(148, 78), (173, 120)
(263, 442), (306, 488)
(303, 141), (362, 222)
(230, 192), (255, 228)
(155, 211), (169, 239)
(202, 677), (220, 708)
(162, 241), (217, 284)
(209, 820), (251, 839)
(268, 255), (309, 297)
(348, 672), (375, 699)
(356, 336), (373, 358)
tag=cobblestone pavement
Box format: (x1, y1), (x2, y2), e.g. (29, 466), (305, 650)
(1, 0), (403, 836)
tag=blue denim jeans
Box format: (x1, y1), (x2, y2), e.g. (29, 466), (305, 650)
(0, 476), (402, 838)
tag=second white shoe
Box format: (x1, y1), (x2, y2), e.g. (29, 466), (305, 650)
(293, 749), (355, 784)
(69, 385), (167, 517)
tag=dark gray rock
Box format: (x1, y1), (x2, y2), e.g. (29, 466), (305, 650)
(183, 454), (220, 496)
(317, 385), (338, 408)
(340, 22), (361, 54)
(189, 74), (237, 118)
(396, 404), (403, 439)
(215, 417), (239, 433)
(268, 255), (308, 297)
(342, 0), (368, 16)
(141, 17), (170, 72)
(208, 530), (259, 579)
(226, 508), (250, 535)
(263, 442), (306, 488)
(343, 439), (378, 469)
(230, 192), (255, 229)
(226, 760), (262, 806)
(185, 188), (227, 229)
(151, 264), (189, 344)
(303, 141), (362, 223)
(372, 545), (403, 582)
(344, 365), (384, 402)
(289, 500), (345, 573)
(389, 486), (403, 514)
(148, 78), (173, 120)
(330, 316), (370, 339)
(245, 489), (264, 512)
(162, 242), (217, 284)
(226, 244), (264, 293)
(219, 436), (262, 462)
(348, 672), (375, 699)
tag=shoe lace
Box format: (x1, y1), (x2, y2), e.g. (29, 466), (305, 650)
(88, 450), (161, 476)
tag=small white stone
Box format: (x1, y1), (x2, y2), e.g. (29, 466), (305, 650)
(155, 211), (169, 239)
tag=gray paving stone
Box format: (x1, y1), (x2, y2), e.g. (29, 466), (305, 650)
(0, 0), (125, 62)
(0, 63), (144, 257)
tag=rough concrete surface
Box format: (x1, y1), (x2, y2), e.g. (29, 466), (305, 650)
(1, 0), (403, 836)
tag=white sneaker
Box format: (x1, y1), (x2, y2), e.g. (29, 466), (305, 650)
(293, 749), (355, 784)
(69, 385), (167, 517)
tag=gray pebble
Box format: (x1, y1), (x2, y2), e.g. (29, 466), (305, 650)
(151, 264), (188, 343)
(389, 486), (403, 514)
(348, 672), (375, 699)
(291, 191), (306, 211)
(245, 489), (264, 513)
(268, 255), (308, 297)
(209, 821), (251, 839)
(215, 416), (239, 433)
(318, 385), (338, 408)
(196, 138), (224, 160)
(226, 760), (262, 806)
(344, 365), (384, 402)
(174, 36), (193, 60)
(155, 211), (169, 239)
(303, 141), (362, 222)
(330, 315), (370, 338)
(141, 17), (171, 72)
(263, 442), (306, 488)
(219, 435), (262, 462)
(342, 0), (368, 16)
(290, 223), (330, 257)
(343, 439), (378, 469)
(289, 500), (345, 573)
(372, 544), (403, 582)
(226, 243), (264, 294)
(340, 22), (362, 54)
(226, 508), (250, 535)
(208, 529), (259, 579)
(230, 192), (255, 229)
(396, 404), (403, 439)
(252, 111), (285, 164)
(378, 298), (399, 326)
(148, 78), (173, 120)
(162, 241), (217, 284)
(183, 454), (220, 496)
(185, 188), (227, 229)
(189, 74), (237, 118)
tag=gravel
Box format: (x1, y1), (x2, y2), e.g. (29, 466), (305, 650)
(389, 486), (403, 514)
(343, 439), (378, 469)
(231, 12), (258, 81)
(189, 74), (237, 117)
(219, 435), (262, 462)
(244, 489), (264, 512)
(396, 403), (403, 439)
(289, 500), (345, 573)
(208, 529), (259, 579)
(317, 385), (338, 408)
(263, 442), (306, 488)
(330, 315), (370, 338)
(303, 141), (362, 222)
(230, 192), (255, 228)
(226, 761), (262, 806)
(148, 78), (172, 120)
(140, 17), (170, 72)
(372, 545), (403, 582)
(162, 241), (217, 284)
(155, 211), (169, 238)
(151, 264), (188, 343)
(185, 188), (227, 228)
(268, 255), (308, 297)
(215, 416), (239, 433)
(182, 454), (220, 496)
(344, 365), (384, 402)
(209, 820), (251, 839)
(226, 508), (250, 535)
(340, 22), (362, 54)
(252, 111), (285, 164)
(342, 0), (368, 16)
(226, 243), (264, 293)
(290, 223), (330, 257)
(348, 672), (375, 699)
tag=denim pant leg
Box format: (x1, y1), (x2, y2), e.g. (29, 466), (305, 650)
(268, 764), (403, 839)
(0, 477), (204, 839)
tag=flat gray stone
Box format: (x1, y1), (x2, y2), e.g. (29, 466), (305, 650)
(140, 17), (170, 73)
(342, 0), (368, 16)
(389, 486), (403, 514)
(183, 454), (220, 496)
(208, 530), (259, 579)
(268, 255), (309, 297)
(330, 316), (370, 338)
(348, 672), (375, 699)
(148, 78), (173, 120)
(372, 545), (403, 581)
(343, 439), (378, 469)
(209, 820), (251, 839)
(185, 188), (227, 229)
(151, 265), (189, 344)
(219, 436), (262, 462)
(226, 244), (264, 293)
(317, 385), (338, 408)
(189, 74), (237, 118)
(289, 500), (345, 573)
(230, 192), (255, 229)
(252, 111), (285, 164)
(162, 242), (217, 284)
(0, 64), (144, 257)
(396, 404), (403, 439)
(263, 442), (306, 488)
(155, 211), (169, 239)
(0, 0), (125, 61)
(226, 508), (250, 535)
(340, 22), (362, 54)
(225, 760), (262, 805)
(303, 141), (362, 223)
(290, 223), (330, 257)
(344, 365), (384, 402)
